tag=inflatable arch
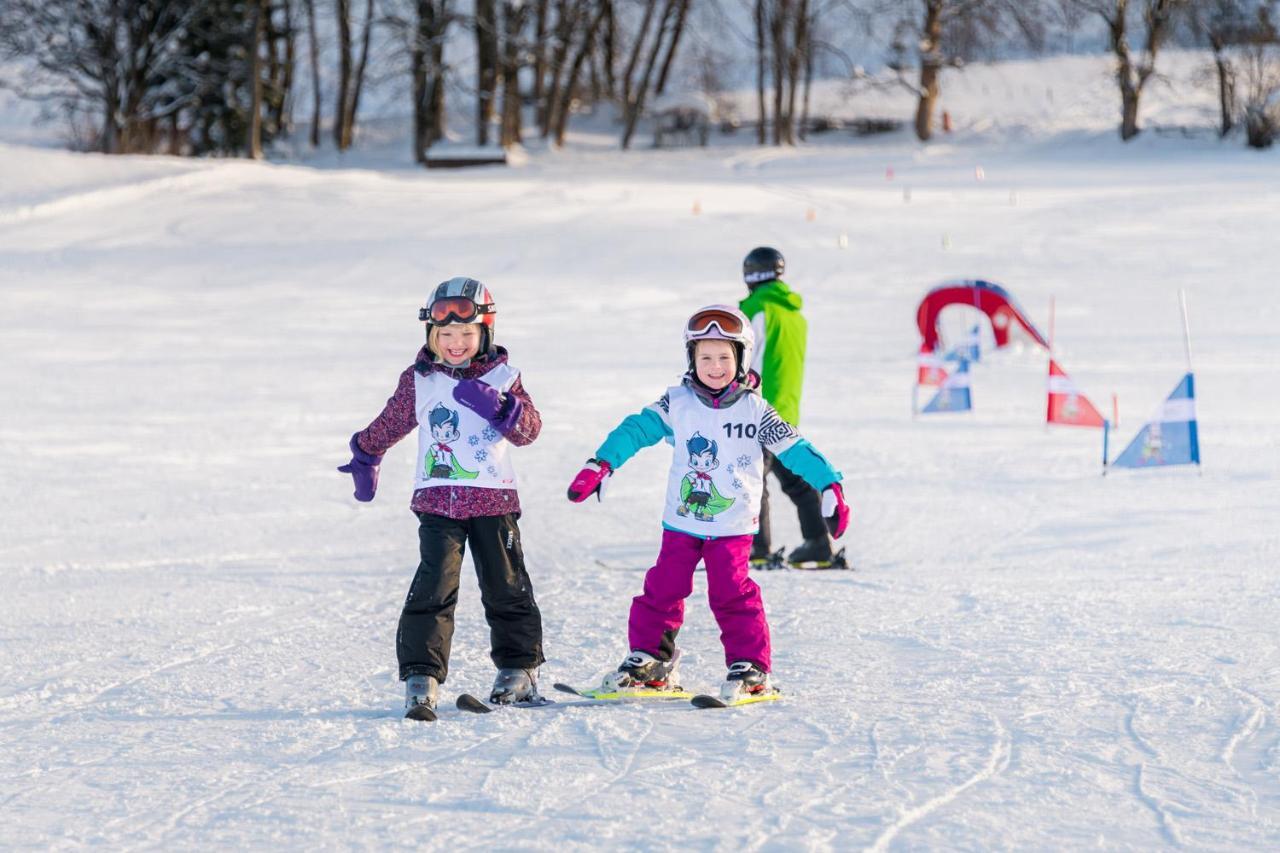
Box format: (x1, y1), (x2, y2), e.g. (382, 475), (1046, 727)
(916, 280), (1049, 353)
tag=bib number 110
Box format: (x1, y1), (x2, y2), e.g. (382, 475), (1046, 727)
(723, 422), (757, 439)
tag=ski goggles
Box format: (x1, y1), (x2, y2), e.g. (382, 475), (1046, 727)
(419, 296), (495, 325)
(686, 307), (744, 338)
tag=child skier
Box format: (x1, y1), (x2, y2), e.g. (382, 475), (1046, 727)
(338, 277), (545, 719)
(566, 305), (849, 702)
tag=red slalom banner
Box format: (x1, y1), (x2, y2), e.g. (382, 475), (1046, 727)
(1047, 359), (1106, 428)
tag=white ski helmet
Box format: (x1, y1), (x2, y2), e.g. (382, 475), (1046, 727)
(684, 304), (754, 381)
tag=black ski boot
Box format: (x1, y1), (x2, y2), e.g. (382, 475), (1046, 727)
(787, 537), (833, 567)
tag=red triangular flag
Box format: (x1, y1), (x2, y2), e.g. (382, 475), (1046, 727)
(917, 343), (949, 387)
(1047, 359), (1106, 428)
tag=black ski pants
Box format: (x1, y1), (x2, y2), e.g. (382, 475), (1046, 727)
(397, 512), (544, 683)
(753, 450), (827, 554)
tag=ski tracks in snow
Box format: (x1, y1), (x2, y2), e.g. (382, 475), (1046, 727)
(867, 714), (1012, 852)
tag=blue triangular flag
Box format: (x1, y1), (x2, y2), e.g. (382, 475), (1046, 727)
(944, 325), (982, 364)
(1111, 373), (1199, 468)
(922, 359), (972, 413)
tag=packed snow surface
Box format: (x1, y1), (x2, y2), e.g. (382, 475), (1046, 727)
(3, 54), (1279, 849)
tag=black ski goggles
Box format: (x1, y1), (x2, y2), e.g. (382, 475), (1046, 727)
(419, 296), (495, 325)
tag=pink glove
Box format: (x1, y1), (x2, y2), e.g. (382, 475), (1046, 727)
(821, 483), (849, 539)
(567, 459), (612, 502)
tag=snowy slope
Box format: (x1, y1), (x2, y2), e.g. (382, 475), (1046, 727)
(2, 54), (1280, 849)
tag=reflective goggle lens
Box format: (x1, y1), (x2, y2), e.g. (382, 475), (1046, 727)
(687, 308), (743, 336)
(419, 296), (492, 324)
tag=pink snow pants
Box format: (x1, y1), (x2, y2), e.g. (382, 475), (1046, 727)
(628, 529), (771, 671)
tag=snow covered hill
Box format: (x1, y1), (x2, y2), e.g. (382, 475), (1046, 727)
(2, 53), (1279, 849)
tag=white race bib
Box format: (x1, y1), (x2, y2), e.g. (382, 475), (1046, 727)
(413, 366), (520, 490)
(661, 386), (766, 536)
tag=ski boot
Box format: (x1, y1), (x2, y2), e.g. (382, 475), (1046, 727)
(787, 537), (834, 568)
(719, 661), (778, 703)
(490, 667), (540, 705)
(600, 650), (682, 692)
(404, 674), (439, 720)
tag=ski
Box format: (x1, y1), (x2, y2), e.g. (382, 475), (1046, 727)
(789, 547), (851, 571)
(749, 547), (787, 571)
(455, 693), (555, 714)
(404, 703), (438, 722)
(553, 682), (695, 701)
(690, 690), (783, 709)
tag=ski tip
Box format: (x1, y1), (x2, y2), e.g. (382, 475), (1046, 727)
(455, 694), (493, 714)
(691, 695), (728, 709)
(552, 682), (586, 697)
(404, 704), (438, 722)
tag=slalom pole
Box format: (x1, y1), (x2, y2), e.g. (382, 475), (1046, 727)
(1102, 419), (1110, 476)
(1112, 393), (1119, 429)
(1045, 295), (1055, 431)
(1048, 294), (1056, 354)
(1179, 289), (1194, 373)
(1179, 289), (1201, 474)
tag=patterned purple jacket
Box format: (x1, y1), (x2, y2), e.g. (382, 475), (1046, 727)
(356, 345), (541, 518)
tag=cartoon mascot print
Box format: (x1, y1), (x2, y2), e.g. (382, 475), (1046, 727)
(676, 432), (735, 522)
(426, 403), (479, 480)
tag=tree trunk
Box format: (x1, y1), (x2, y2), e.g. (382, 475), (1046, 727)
(475, 0), (500, 145)
(622, 0), (658, 109)
(770, 0), (788, 144)
(755, 0), (767, 145)
(554, 0), (609, 145)
(799, 7), (813, 141)
(412, 0), (449, 162)
(621, 0), (675, 149)
(343, 0), (374, 147)
(914, 0), (943, 142)
(304, 0), (322, 147)
(249, 0), (266, 159)
(653, 0), (689, 97)
(533, 0), (550, 126)
(499, 0), (529, 147)
(334, 0), (352, 149)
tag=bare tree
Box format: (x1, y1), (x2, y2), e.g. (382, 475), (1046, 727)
(303, 0), (323, 146)
(475, 0), (501, 144)
(1064, 0), (1190, 140)
(0, 0), (199, 153)
(250, 0), (268, 158)
(880, 0), (1046, 142)
(499, 0), (531, 147)
(334, 0), (375, 150)
(553, 0), (610, 144)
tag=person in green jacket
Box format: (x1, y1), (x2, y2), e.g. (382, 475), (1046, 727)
(740, 247), (836, 567)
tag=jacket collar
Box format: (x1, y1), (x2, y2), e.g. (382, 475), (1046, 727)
(415, 345), (509, 379)
(683, 373), (753, 409)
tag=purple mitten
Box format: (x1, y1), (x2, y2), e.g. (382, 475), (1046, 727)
(337, 433), (383, 502)
(491, 394), (524, 435)
(453, 379), (504, 422)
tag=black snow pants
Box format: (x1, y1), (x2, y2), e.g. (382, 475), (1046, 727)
(752, 450), (827, 555)
(397, 512), (544, 683)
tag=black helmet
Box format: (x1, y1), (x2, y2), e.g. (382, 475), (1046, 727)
(743, 246), (784, 286)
